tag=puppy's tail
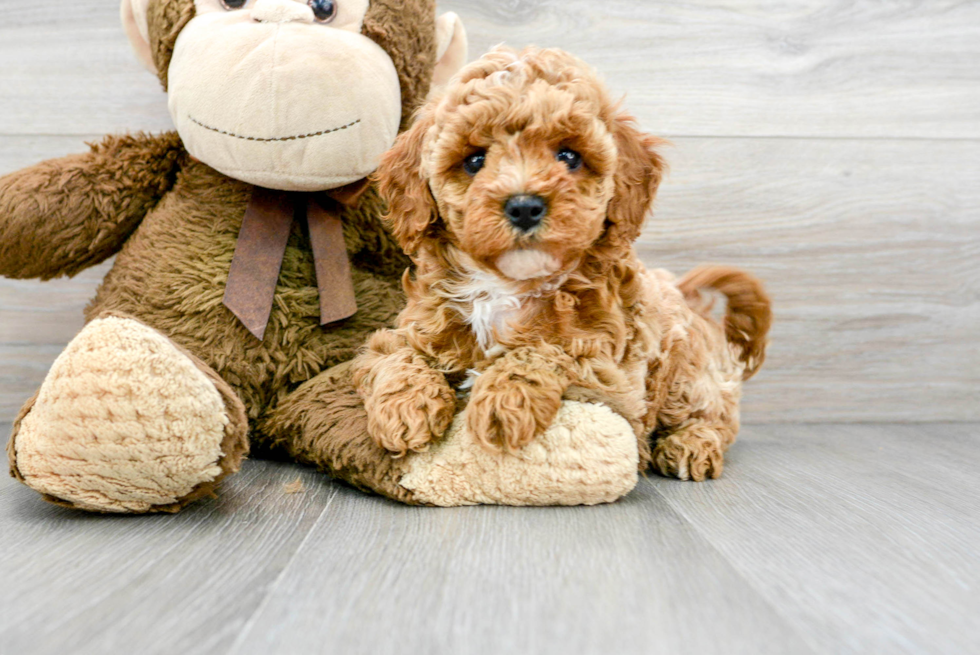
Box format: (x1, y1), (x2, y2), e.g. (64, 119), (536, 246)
(678, 266), (772, 381)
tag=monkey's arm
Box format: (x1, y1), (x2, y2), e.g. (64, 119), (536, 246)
(0, 132), (184, 280)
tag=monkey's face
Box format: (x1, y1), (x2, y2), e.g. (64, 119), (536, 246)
(162, 0), (399, 191)
(123, 0), (466, 192)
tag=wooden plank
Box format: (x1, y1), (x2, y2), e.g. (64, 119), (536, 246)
(1, 345), (68, 424)
(3, 136), (977, 423)
(0, 12), (173, 137)
(441, 0), (980, 138)
(4, 424), (979, 653)
(0, 135), (105, 167)
(646, 136), (980, 422)
(224, 484), (812, 655)
(0, 457), (338, 655)
(2, 1), (979, 138)
(652, 423), (980, 654)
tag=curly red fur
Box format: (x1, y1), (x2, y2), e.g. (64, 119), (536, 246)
(356, 47), (772, 479)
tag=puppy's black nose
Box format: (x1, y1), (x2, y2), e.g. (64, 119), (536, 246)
(504, 194), (548, 232)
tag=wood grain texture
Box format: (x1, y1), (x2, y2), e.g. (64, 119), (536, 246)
(440, 0), (980, 139)
(0, 453), (338, 655)
(3, 423), (977, 654)
(0, 5), (173, 136)
(654, 423), (980, 654)
(226, 484), (812, 655)
(3, 1), (980, 138)
(646, 137), (980, 422)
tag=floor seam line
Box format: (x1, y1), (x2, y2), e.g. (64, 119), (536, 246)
(647, 481), (823, 655)
(2, 490), (228, 645)
(224, 485), (341, 655)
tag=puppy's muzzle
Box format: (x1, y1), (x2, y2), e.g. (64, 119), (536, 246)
(504, 194), (548, 232)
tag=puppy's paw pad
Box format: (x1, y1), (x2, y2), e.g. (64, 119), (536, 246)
(652, 430), (725, 482)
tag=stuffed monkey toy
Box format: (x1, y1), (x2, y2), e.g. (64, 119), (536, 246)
(1, 0), (639, 513)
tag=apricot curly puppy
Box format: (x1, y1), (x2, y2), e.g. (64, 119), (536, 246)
(353, 46), (772, 481)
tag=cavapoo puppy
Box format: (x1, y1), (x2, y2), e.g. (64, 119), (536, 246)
(353, 46), (772, 481)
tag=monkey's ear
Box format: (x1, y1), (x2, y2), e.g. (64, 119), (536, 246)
(121, 0), (156, 74)
(432, 12), (468, 90)
(375, 111), (440, 256)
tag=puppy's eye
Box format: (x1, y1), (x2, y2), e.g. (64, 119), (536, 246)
(308, 0), (338, 22)
(463, 152), (487, 176)
(556, 147), (583, 171)
(221, 0), (247, 8)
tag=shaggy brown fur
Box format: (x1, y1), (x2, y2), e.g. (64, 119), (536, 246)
(83, 159), (407, 425)
(2, 0), (442, 511)
(361, 0), (439, 130)
(146, 0), (194, 90)
(0, 132), (184, 279)
(354, 47), (772, 480)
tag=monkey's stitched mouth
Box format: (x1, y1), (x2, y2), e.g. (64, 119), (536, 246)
(188, 116), (362, 142)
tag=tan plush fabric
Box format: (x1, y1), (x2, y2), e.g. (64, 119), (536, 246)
(120, 0), (155, 72)
(431, 12), (467, 90)
(167, 0), (403, 191)
(124, 0), (467, 193)
(13, 317), (232, 513)
(400, 402), (639, 507)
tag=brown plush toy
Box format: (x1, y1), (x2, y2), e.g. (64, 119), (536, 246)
(1, 0), (641, 513)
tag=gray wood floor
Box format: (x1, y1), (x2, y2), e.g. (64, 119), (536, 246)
(2, 422), (977, 655)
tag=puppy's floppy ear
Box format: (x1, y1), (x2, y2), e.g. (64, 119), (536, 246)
(605, 113), (667, 248)
(375, 111), (439, 256)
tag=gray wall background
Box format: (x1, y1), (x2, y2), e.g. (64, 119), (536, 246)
(1, 0), (977, 423)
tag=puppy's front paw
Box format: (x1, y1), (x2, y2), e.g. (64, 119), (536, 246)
(652, 427), (726, 481)
(466, 381), (563, 452)
(364, 381), (456, 456)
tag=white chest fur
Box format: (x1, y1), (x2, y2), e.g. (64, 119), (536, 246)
(451, 271), (523, 353)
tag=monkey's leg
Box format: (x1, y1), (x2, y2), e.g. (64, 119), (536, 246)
(260, 361), (418, 503)
(7, 313), (248, 513)
(263, 363), (640, 507)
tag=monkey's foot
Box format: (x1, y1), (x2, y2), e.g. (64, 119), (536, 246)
(399, 401), (639, 506)
(7, 315), (248, 513)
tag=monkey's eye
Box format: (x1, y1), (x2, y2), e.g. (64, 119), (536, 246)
(556, 147), (583, 171)
(308, 0), (338, 22)
(463, 152), (487, 176)
(220, 0), (247, 9)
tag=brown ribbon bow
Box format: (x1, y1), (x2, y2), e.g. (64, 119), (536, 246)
(223, 180), (369, 341)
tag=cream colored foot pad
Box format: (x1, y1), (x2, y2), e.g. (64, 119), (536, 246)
(400, 401), (639, 507)
(13, 316), (229, 512)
